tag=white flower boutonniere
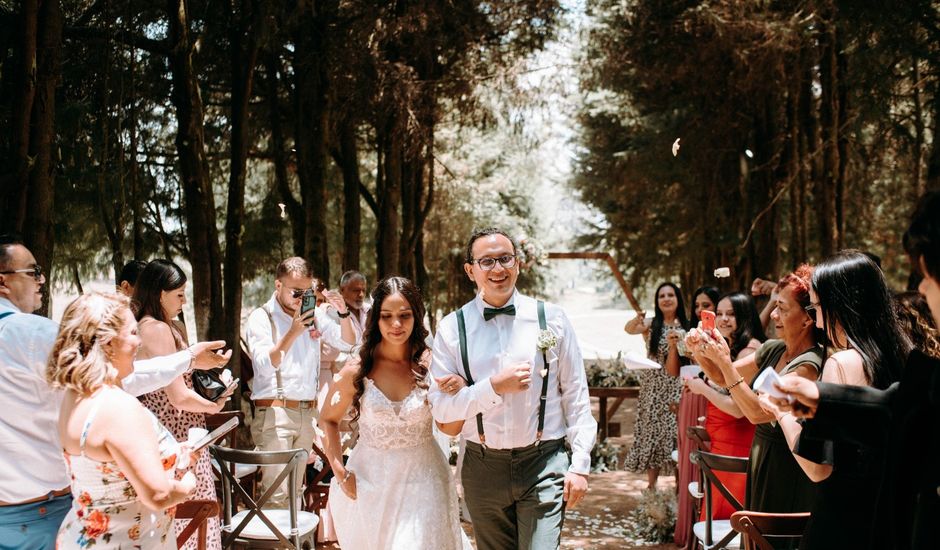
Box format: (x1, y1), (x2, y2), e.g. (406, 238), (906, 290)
(537, 328), (558, 352)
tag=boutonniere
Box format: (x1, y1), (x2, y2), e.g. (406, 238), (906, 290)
(537, 328), (558, 352)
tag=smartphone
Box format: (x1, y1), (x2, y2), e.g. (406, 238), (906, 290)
(700, 310), (716, 332)
(300, 289), (317, 326)
(191, 416), (239, 452)
(215, 379), (240, 402)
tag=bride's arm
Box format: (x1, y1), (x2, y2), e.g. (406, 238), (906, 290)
(319, 362), (359, 499)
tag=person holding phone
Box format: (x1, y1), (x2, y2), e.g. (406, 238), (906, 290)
(133, 259), (231, 550)
(623, 282), (688, 490)
(244, 257), (357, 509)
(49, 292), (196, 549)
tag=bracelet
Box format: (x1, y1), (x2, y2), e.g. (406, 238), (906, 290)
(724, 377), (745, 391)
(336, 310), (351, 319)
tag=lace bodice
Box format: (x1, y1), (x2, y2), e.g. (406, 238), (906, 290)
(358, 378), (434, 450)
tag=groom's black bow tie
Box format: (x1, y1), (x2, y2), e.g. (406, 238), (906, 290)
(483, 305), (516, 321)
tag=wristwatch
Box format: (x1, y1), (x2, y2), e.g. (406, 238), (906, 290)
(336, 310), (351, 319)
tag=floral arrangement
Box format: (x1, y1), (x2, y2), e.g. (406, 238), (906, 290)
(585, 353), (640, 388)
(590, 439), (622, 473)
(624, 489), (677, 544)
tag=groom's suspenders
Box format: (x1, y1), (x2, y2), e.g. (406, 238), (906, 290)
(455, 301), (551, 448)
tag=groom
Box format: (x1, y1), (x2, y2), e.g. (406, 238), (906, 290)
(429, 227), (597, 549)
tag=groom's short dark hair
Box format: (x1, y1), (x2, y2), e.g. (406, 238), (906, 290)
(465, 227), (517, 264)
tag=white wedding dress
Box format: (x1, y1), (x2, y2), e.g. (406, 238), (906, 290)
(330, 377), (471, 549)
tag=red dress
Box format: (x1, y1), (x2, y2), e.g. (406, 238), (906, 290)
(700, 401), (755, 520)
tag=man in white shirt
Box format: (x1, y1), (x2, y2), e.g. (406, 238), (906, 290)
(245, 257), (356, 507)
(319, 270), (370, 388)
(429, 228), (597, 550)
(0, 237), (231, 549)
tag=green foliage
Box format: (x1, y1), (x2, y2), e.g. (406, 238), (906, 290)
(626, 489), (678, 544)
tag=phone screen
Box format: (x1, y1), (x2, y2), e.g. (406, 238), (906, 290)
(700, 310), (716, 332)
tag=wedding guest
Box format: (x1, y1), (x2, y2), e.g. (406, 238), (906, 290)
(117, 260), (147, 297)
(758, 252), (909, 550)
(894, 291), (939, 358)
(674, 285), (718, 546)
(0, 236), (230, 549)
(685, 291), (764, 519)
(134, 259), (229, 550)
(624, 282), (688, 489)
(771, 191), (940, 550)
(49, 292), (196, 549)
(689, 266), (821, 524)
(319, 277), (468, 548)
(429, 228), (597, 549)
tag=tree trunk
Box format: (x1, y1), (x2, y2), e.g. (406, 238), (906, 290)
(166, 0), (225, 339)
(264, 51), (304, 257)
(2, 0), (38, 234)
(817, 9), (840, 257)
(336, 117), (362, 271)
(376, 122), (402, 278)
(293, 3), (333, 279)
(24, 0), (62, 317)
(223, 0), (262, 390)
(925, 62), (940, 192)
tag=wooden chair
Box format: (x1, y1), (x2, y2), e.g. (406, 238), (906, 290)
(212, 445), (318, 549)
(683, 425), (712, 548)
(690, 450), (749, 550)
(730, 511), (811, 550)
(176, 500), (221, 550)
(207, 411), (259, 513)
(302, 442), (333, 514)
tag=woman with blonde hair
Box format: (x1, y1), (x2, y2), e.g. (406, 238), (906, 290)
(49, 292), (195, 549)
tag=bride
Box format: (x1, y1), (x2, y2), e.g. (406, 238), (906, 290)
(319, 276), (471, 549)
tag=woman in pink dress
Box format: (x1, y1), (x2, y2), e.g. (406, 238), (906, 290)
(133, 260), (231, 550)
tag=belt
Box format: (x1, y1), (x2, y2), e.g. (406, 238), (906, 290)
(254, 398), (316, 410)
(0, 487), (71, 507)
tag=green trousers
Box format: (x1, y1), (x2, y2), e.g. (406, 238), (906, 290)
(461, 438), (569, 550)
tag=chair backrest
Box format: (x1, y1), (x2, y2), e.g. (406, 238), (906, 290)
(691, 450), (749, 547)
(302, 442), (333, 513)
(687, 425), (711, 450)
(210, 445), (309, 549)
(175, 500), (220, 550)
(730, 511), (811, 550)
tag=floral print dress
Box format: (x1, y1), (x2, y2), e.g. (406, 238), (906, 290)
(57, 393), (180, 549)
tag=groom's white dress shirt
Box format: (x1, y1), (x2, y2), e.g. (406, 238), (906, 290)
(0, 297), (193, 503)
(429, 291), (597, 474)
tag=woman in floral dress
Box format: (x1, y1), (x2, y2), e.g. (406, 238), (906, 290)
(133, 260), (229, 550)
(49, 292), (196, 549)
(624, 282), (689, 489)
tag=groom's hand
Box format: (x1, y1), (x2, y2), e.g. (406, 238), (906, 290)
(563, 472), (588, 509)
(491, 361), (532, 395)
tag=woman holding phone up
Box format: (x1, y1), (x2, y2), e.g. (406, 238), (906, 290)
(133, 260), (231, 550)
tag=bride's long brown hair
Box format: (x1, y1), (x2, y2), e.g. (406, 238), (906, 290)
(351, 276), (430, 421)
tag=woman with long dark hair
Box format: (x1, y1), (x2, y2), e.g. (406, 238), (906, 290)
(690, 285), (720, 327)
(685, 291), (765, 520)
(133, 259), (228, 550)
(624, 282), (689, 489)
(318, 277), (469, 549)
(758, 252), (910, 549)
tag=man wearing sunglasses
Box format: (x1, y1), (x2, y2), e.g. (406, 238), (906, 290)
(244, 256), (356, 508)
(0, 236), (233, 548)
(429, 228), (596, 550)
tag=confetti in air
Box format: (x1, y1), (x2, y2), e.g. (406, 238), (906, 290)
(672, 138), (681, 157)
(330, 391), (342, 406)
(333, 373), (342, 383)
(714, 267), (731, 278)
(540, 369), (548, 378)
(278, 203), (287, 219)
(314, 426), (325, 439)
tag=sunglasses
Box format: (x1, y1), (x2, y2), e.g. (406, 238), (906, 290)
(0, 265), (43, 282)
(290, 283), (327, 299)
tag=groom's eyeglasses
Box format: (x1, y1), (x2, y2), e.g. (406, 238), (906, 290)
(471, 255), (517, 271)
